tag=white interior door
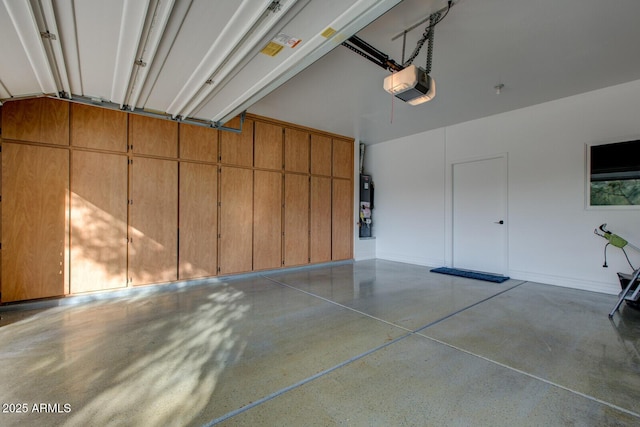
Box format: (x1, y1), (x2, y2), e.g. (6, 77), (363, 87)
(452, 156), (507, 275)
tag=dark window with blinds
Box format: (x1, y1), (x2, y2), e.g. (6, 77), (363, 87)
(590, 140), (640, 206)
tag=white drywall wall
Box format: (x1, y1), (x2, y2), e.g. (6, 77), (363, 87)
(366, 79), (640, 294)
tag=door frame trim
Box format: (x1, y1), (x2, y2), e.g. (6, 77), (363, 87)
(444, 153), (509, 275)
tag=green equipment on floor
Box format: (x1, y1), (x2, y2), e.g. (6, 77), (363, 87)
(594, 224), (640, 317)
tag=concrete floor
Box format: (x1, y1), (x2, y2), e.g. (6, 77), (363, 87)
(0, 259), (639, 426)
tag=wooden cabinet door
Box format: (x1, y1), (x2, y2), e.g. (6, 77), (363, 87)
(219, 167), (253, 274)
(1, 98), (69, 146)
(179, 162), (218, 279)
(255, 121), (282, 170)
(71, 103), (128, 152)
(129, 157), (178, 285)
(220, 117), (253, 167)
(311, 134), (331, 176)
(130, 114), (178, 158)
(332, 138), (353, 179)
(253, 170), (282, 270)
(310, 176), (331, 263)
(179, 123), (218, 163)
(332, 178), (353, 260)
(2, 143), (69, 302)
(285, 128), (309, 173)
(284, 174), (309, 266)
(70, 151), (128, 293)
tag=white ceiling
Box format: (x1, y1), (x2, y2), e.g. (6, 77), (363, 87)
(250, 0), (640, 143)
(2, 0), (640, 145)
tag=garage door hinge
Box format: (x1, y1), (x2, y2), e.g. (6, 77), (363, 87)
(40, 31), (57, 40)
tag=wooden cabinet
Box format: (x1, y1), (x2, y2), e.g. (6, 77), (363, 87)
(332, 138), (353, 179)
(220, 117), (254, 167)
(311, 134), (332, 176)
(71, 103), (128, 152)
(2, 143), (69, 302)
(285, 128), (309, 173)
(332, 178), (353, 260)
(310, 176), (332, 263)
(253, 170), (282, 270)
(2, 98), (69, 146)
(179, 162), (218, 279)
(219, 167), (253, 274)
(284, 174), (309, 266)
(0, 99), (354, 301)
(129, 157), (178, 285)
(179, 123), (218, 163)
(130, 114), (178, 158)
(70, 151), (128, 293)
(255, 121), (282, 170)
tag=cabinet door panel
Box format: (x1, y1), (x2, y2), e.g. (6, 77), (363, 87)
(255, 121), (282, 170)
(310, 176), (331, 263)
(220, 117), (253, 167)
(332, 138), (353, 179)
(71, 151), (128, 292)
(179, 123), (218, 162)
(179, 162), (218, 279)
(2, 98), (69, 146)
(71, 103), (128, 152)
(285, 128), (309, 173)
(253, 170), (282, 270)
(332, 178), (353, 260)
(284, 174), (309, 266)
(129, 158), (178, 285)
(2, 143), (69, 302)
(311, 134), (331, 176)
(130, 114), (178, 158)
(219, 167), (253, 274)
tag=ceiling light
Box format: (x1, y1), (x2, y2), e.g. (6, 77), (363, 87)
(494, 83), (504, 95)
(383, 65), (435, 105)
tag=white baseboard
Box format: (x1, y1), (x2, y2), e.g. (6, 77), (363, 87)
(508, 269), (619, 295)
(376, 252), (444, 269)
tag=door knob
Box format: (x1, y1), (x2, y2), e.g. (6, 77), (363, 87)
(494, 220), (504, 224)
